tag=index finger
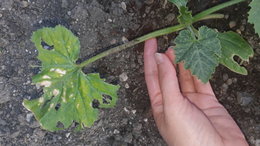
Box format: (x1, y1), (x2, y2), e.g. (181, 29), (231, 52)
(144, 39), (163, 113)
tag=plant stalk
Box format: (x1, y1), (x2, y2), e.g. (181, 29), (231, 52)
(194, 14), (224, 22)
(193, 0), (246, 22)
(78, 24), (185, 68)
(78, 0), (246, 68)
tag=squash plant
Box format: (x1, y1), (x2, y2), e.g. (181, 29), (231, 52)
(23, 0), (259, 131)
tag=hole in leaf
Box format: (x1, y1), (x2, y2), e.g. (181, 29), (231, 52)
(233, 55), (244, 65)
(92, 99), (100, 109)
(41, 96), (54, 109)
(56, 121), (64, 129)
(55, 103), (61, 111)
(41, 41), (54, 50)
(102, 94), (112, 104)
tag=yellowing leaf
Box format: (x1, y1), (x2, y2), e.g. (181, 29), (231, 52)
(173, 26), (221, 83)
(218, 31), (254, 75)
(23, 25), (119, 131)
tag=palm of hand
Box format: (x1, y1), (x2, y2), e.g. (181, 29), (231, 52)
(144, 39), (248, 146)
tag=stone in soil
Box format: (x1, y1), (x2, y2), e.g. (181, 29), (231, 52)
(229, 21), (237, 28)
(119, 72), (128, 82)
(237, 92), (253, 106)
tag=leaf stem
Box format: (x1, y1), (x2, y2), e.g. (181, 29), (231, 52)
(194, 14), (225, 22)
(192, 0), (246, 22)
(78, 0), (246, 68)
(78, 24), (185, 68)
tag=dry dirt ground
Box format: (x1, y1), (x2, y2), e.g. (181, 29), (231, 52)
(0, 0), (259, 145)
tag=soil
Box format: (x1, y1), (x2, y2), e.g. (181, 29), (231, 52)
(0, 0), (259, 145)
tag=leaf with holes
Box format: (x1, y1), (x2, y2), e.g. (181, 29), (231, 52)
(248, 0), (260, 36)
(168, 0), (188, 8)
(22, 25), (119, 132)
(218, 31), (253, 75)
(173, 26), (221, 83)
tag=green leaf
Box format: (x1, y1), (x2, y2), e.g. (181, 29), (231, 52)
(23, 25), (119, 132)
(177, 6), (193, 26)
(248, 0), (260, 36)
(218, 31), (254, 75)
(168, 0), (188, 8)
(173, 26), (221, 83)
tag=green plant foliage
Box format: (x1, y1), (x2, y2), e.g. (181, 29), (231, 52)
(178, 6), (193, 26)
(173, 26), (221, 83)
(248, 0), (260, 36)
(218, 31), (254, 75)
(168, 0), (188, 8)
(23, 25), (119, 131)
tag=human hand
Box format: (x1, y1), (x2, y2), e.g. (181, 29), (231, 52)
(144, 38), (248, 146)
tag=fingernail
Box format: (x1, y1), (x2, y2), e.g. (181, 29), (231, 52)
(155, 53), (164, 64)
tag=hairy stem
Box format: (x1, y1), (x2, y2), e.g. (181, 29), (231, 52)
(78, 0), (245, 68)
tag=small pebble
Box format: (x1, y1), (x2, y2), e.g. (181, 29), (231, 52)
(240, 25), (245, 31)
(65, 133), (70, 138)
(113, 129), (120, 134)
(119, 73), (128, 82)
(224, 14), (229, 19)
(121, 2), (127, 11)
(226, 79), (233, 85)
(26, 113), (34, 122)
(165, 13), (175, 22)
(236, 29), (241, 34)
(61, 0), (68, 8)
(221, 83), (228, 92)
(229, 21), (236, 28)
(237, 92), (253, 106)
(125, 83), (129, 89)
(0, 13), (2, 18)
(124, 107), (129, 113)
(223, 73), (228, 81)
(122, 36), (128, 43)
(110, 39), (117, 45)
(20, 1), (29, 8)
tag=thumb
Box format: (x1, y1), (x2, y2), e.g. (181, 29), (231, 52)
(154, 53), (183, 107)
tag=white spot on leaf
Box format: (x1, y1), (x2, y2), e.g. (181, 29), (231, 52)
(39, 97), (44, 103)
(42, 75), (51, 79)
(50, 103), (54, 108)
(53, 89), (60, 96)
(50, 68), (67, 76)
(40, 81), (52, 87)
(48, 103), (54, 111)
(55, 68), (66, 76)
(62, 97), (66, 102)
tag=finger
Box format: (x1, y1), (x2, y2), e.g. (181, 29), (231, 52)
(155, 53), (183, 107)
(165, 48), (176, 67)
(144, 38), (164, 115)
(178, 63), (196, 93)
(193, 77), (215, 96)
